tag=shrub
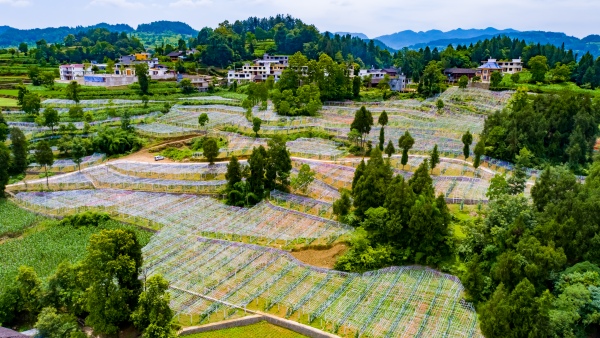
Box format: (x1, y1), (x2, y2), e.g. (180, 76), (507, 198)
(59, 212), (110, 228)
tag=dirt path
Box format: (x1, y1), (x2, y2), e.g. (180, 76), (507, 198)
(291, 244), (348, 269)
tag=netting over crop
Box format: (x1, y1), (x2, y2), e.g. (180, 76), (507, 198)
(13, 189), (349, 245)
(142, 233), (482, 337)
(287, 138), (346, 161)
(7, 171), (94, 191)
(434, 87), (514, 114)
(135, 123), (198, 137)
(84, 166), (226, 193)
(29, 153), (105, 173)
(108, 161), (236, 181)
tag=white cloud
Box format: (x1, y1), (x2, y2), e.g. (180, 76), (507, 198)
(89, 0), (146, 9)
(169, 0), (212, 8)
(0, 0), (31, 7)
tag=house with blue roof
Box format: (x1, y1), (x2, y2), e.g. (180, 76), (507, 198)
(476, 59), (503, 83)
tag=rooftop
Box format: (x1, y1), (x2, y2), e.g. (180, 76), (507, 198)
(0, 327), (28, 338)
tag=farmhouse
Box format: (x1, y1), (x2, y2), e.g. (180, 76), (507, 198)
(167, 51), (185, 62)
(227, 53), (292, 84)
(476, 59), (503, 83)
(59, 64), (85, 81)
(444, 68), (478, 82)
(359, 66), (409, 91)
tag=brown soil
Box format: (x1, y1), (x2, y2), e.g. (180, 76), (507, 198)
(291, 243), (348, 269)
(114, 148), (177, 163)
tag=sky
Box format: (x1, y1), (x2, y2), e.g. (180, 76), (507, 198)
(0, 0), (599, 38)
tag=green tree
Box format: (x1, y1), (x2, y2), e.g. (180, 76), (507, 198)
(42, 72), (55, 90)
(458, 75), (469, 89)
(80, 229), (143, 335)
(179, 78), (196, 94)
(332, 189), (352, 222)
(141, 95), (149, 108)
(266, 136), (292, 191)
(135, 63), (150, 95)
(28, 65), (42, 86)
(490, 71), (502, 88)
(120, 111), (132, 131)
(378, 127), (385, 151)
(398, 131), (415, 170)
(408, 159), (435, 197)
(430, 144), (440, 173)
(436, 99), (444, 112)
(43, 107), (60, 134)
(18, 42), (28, 55)
(352, 159), (366, 191)
(473, 139), (485, 169)
(385, 140), (395, 158)
(225, 155), (242, 192)
(203, 138), (219, 165)
(65, 81), (80, 104)
(352, 76), (361, 98)
(350, 106), (374, 148)
(16, 266), (42, 321)
(0, 112), (8, 142)
(528, 55), (549, 83)
(352, 148), (393, 218)
(462, 130), (473, 159)
(511, 72), (520, 84)
(71, 137), (87, 171)
(35, 307), (80, 338)
(9, 127), (29, 175)
(0, 143), (10, 195)
(131, 275), (176, 338)
(252, 117), (261, 137)
(377, 110), (389, 127)
(198, 113), (209, 131)
(291, 163), (315, 194)
(68, 106), (83, 120)
(35, 140), (54, 189)
(507, 147), (532, 195)
(22, 92), (41, 115)
(247, 146), (267, 201)
(487, 174), (510, 200)
(418, 61), (446, 97)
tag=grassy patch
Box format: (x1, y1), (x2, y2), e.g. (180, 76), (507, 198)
(0, 209), (153, 294)
(0, 199), (42, 238)
(0, 97), (18, 107)
(182, 321), (307, 338)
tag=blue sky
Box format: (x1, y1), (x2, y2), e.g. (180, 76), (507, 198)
(0, 0), (599, 38)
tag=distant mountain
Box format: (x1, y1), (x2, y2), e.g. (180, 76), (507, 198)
(375, 28), (519, 49)
(335, 32), (369, 40)
(136, 21), (197, 36)
(0, 23), (134, 47)
(408, 31), (600, 57)
(0, 26), (10, 35)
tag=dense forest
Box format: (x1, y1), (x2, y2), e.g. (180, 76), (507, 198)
(0, 23), (134, 47)
(481, 88), (600, 170)
(136, 21), (197, 36)
(32, 29), (145, 65)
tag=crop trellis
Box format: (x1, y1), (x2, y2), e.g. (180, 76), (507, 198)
(141, 233), (483, 337)
(29, 153), (105, 173)
(7, 171), (94, 192)
(84, 166), (226, 193)
(287, 138), (346, 161)
(13, 189), (349, 245)
(270, 190), (333, 218)
(108, 161), (237, 181)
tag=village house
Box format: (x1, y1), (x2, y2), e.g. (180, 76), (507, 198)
(227, 53), (292, 84)
(167, 51), (185, 62)
(59, 64), (85, 81)
(476, 59), (503, 83)
(476, 58), (523, 82)
(177, 74), (211, 92)
(358, 66), (409, 91)
(444, 68), (478, 82)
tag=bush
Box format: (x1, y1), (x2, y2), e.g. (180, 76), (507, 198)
(59, 212), (110, 228)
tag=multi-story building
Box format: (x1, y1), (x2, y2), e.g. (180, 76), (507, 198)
(476, 58), (523, 82)
(227, 54), (292, 84)
(496, 58), (523, 74)
(358, 66), (409, 91)
(476, 59), (503, 83)
(59, 64), (85, 81)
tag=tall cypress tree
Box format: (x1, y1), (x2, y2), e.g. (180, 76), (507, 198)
(9, 127), (28, 175)
(225, 155), (242, 191)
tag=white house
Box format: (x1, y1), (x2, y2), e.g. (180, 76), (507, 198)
(59, 64), (85, 81)
(227, 54), (291, 84)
